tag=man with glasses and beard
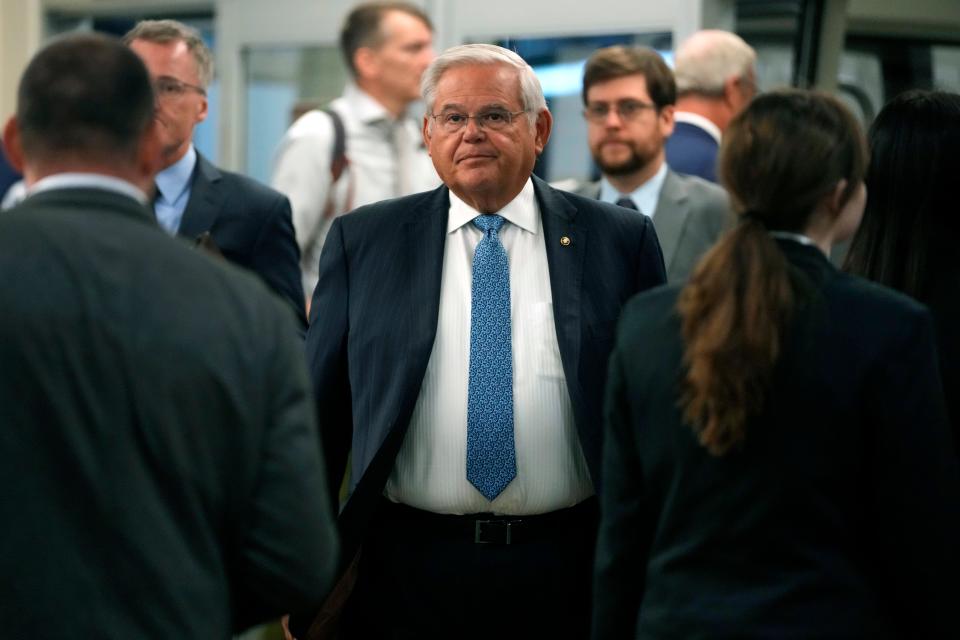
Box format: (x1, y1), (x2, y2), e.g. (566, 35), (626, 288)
(575, 45), (729, 283)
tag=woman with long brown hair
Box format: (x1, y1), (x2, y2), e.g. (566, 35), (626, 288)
(592, 90), (960, 639)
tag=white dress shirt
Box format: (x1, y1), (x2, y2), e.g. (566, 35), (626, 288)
(385, 178), (594, 516)
(599, 161), (669, 218)
(271, 83), (440, 297)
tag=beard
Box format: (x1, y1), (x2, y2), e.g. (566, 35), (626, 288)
(592, 140), (658, 177)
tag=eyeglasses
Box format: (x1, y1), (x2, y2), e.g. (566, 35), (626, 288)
(430, 108), (527, 133)
(153, 75), (206, 99)
(583, 100), (657, 124)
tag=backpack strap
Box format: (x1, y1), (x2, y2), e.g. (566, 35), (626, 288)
(322, 107), (348, 183)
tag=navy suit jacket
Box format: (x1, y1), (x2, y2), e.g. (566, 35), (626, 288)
(664, 121), (720, 183)
(305, 175), (667, 554)
(180, 153), (305, 323)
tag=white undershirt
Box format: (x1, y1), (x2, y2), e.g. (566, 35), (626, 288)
(385, 178), (594, 515)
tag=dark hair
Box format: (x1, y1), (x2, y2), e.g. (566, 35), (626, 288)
(339, 1), (432, 77)
(844, 90), (960, 300)
(581, 45), (676, 109)
(16, 33), (155, 165)
(677, 90), (867, 455)
(122, 19), (214, 87)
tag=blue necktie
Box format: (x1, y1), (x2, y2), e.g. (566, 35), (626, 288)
(616, 196), (639, 211)
(466, 214), (516, 501)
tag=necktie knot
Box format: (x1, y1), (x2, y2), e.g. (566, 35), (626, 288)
(472, 214), (506, 237)
(615, 196), (638, 211)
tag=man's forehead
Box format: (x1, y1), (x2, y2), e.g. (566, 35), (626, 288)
(379, 10), (431, 44)
(587, 73), (651, 100)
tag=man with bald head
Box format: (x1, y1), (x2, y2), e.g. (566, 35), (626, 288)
(665, 29), (757, 182)
(301, 43), (665, 639)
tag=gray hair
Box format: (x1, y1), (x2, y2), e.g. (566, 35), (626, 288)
(673, 30), (756, 97)
(122, 19), (214, 88)
(421, 43), (546, 127)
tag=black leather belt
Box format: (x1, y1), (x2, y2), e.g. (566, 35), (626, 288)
(380, 497), (598, 545)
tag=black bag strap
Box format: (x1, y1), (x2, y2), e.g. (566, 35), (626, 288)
(322, 107), (348, 183)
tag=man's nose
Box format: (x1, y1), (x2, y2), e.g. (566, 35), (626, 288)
(604, 108), (624, 127)
(462, 116), (485, 141)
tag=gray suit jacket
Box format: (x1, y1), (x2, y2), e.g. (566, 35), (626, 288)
(574, 169), (731, 283)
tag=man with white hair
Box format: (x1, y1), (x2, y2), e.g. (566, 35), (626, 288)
(665, 29), (757, 182)
(298, 42), (666, 639)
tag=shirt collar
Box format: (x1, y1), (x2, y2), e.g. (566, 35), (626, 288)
(599, 160), (668, 217)
(29, 173), (148, 205)
(342, 82), (408, 125)
(155, 144), (197, 204)
(674, 111), (722, 144)
(447, 177), (539, 235)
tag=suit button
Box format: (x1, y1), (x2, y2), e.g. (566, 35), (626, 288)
(560, 236), (571, 246)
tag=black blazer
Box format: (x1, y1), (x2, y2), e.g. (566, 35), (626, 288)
(0, 187), (338, 638)
(305, 175), (667, 556)
(180, 153), (305, 323)
(594, 239), (960, 639)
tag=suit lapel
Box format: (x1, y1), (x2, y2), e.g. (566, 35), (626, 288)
(652, 169), (690, 273)
(396, 185), (449, 419)
(177, 152), (223, 238)
(534, 175), (586, 417)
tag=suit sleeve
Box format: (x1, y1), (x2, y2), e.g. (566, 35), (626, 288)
(865, 308), (960, 636)
(304, 217), (353, 509)
(232, 300), (339, 631)
(592, 344), (653, 639)
(636, 216), (668, 290)
(250, 192), (307, 328)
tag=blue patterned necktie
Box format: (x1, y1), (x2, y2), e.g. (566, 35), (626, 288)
(466, 214), (516, 501)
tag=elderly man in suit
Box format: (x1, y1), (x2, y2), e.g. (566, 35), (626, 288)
(124, 20), (305, 323)
(0, 33), (337, 638)
(299, 43), (666, 639)
(575, 45), (730, 283)
(664, 30), (757, 183)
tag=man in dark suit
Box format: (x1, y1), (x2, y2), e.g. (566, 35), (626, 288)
(299, 43), (666, 639)
(575, 45), (730, 282)
(0, 34), (338, 638)
(124, 20), (305, 323)
(664, 30), (757, 183)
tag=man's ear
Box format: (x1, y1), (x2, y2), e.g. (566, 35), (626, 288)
(422, 114), (433, 156)
(2, 116), (26, 174)
(722, 75), (740, 109)
(354, 47), (379, 81)
(659, 104), (676, 138)
(136, 119), (165, 184)
(534, 109), (553, 155)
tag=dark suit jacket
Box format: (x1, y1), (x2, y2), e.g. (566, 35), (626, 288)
(664, 120), (720, 183)
(0, 187), (338, 638)
(305, 175), (667, 557)
(594, 239), (960, 639)
(921, 267), (960, 456)
(180, 153), (305, 323)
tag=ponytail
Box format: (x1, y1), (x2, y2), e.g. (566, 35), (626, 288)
(677, 218), (794, 455)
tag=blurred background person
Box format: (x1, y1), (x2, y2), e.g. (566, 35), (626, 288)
(594, 90), (959, 639)
(844, 90), (960, 453)
(272, 1), (439, 302)
(0, 33), (338, 638)
(125, 20), (306, 325)
(665, 29), (757, 183)
(576, 45), (729, 282)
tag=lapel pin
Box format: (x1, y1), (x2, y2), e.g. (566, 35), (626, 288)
(560, 236), (571, 246)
